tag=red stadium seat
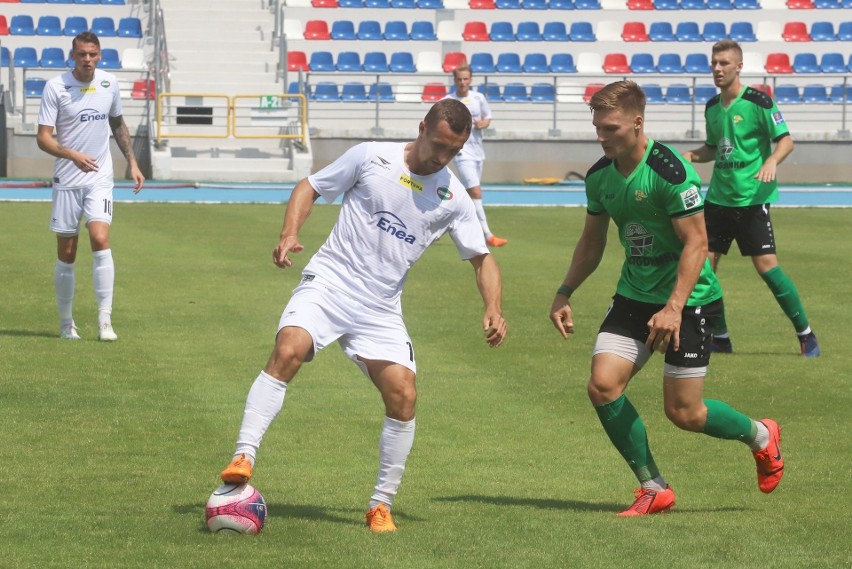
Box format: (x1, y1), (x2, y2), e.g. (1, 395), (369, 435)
(622, 21), (649, 42)
(604, 53), (632, 73)
(583, 82), (605, 102)
(470, 0), (497, 7)
(462, 21), (490, 41)
(765, 53), (794, 73)
(782, 22), (811, 41)
(287, 51), (310, 71)
(131, 79), (155, 100)
(304, 20), (331, 40)
(311, 0), (339, 5)
(422, 82), (448, 102)
(751, 84), (773, 98)
(442, 51), (467, 72)
(0, 16), (8, 36)
(786, 0), (815, 7)
(627, 0), (655, 8)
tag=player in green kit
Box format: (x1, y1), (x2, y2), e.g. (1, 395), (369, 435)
(683, 40), (819, 357)
(549, 81), (784, 515)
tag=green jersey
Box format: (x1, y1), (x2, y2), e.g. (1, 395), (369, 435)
(585, 140), (722, 306)
(704, 86), (791, 207)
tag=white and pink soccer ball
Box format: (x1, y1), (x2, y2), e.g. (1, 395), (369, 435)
(205, 483), (267, 534)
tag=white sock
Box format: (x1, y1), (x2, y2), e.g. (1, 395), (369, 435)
(472, 198), (493, 238)
(92, 249), (114, 327)
(234, 371), (288, 464)
(796, 327), (812, 337)
(748, 420), (770, 451)
(641, 476), (668, 492)
(54, 260), (75, 327)
(369, 416), (416, 509)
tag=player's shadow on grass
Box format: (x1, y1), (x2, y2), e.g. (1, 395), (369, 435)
(435, 494), (749, 514)
(0, 329), (59, 338)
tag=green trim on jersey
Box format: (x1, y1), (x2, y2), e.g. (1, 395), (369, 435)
(585, 139), (723, 306)
(704, 86), (791, 207)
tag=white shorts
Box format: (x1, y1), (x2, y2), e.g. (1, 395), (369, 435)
(277, 279), (416, 376)
(50, 183), (114, 235)
(454, 159), (483, 190)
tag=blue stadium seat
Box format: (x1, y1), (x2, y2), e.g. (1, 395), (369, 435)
(341, 82), (369, 101)
(702, 21), (727, 41)
(793, 53), (821, 73)
(64, 16), (88, 36)
(643, 83), (665, 103)
(836, 21), (852, 41)
(549, 0), (576, 7)
(496, 52), (522, 72)
(707, 0), (733, 8)
(287, 81), (306, 96)
(39, 47), (67, 68)
(523, 52), (549, 72)
(502, 82), (529, 101)
(369, 82), (395, 101)
(0, 47), (9, 68)
(417, 0), (444, 6)
(331, 20), (357, 40)
(391, 0), (417, 6)
(524, 0), (549, 8)
(470, 52), (497, 73)
(13, 47), (39, 67)
(657, 53), (684, 73)
(830, 83), (849, 103)
(653, 0), (680, 9)
(91, 17), (116, 37)
(516, 21), (542, 41)
(25, 77), (47, 98)
(802, 84), (830, 103)
(680, 0), (706, 8)
(98, 48), (121, 68)
(694, 83), (717, 102)
(37, 15), (62, 35)
(357, 20), (383, 40)
(684, 52), (711, 73)
(363, 51), (389, 72)
(649, 22), (676, 41)
(10, 15), (36, 35)
(101, 0), (127, 4)
(490, 21), (515, 41)
(384, 20), (409, 40)
(813, 0), (838, 5)
(478, 82), (501, 100)
(336, 51), (362, 71)
(732, 0), (760, 8)
(819, 52), (847, 72)
(810, 21), (836, 41)
(118, 17), (143, 38)
(313, 82), (341, 101)
(775, 84), (802, 104)
(676, 22), (702, 41)
(729, 22), (757, 42)
(339, 0), (363, 6)
(389, 51), (416, 72)
(530, 82), (556, 102)
(630, 52), (657, 73)
(569, 21), (596, 41)
(410, 21), (436, 40)
(574, 0), (601, 8)
(365, 0), (390, 6)
(665, 83), (692, 103)
(309, 51), (336, 71)
(543, 22), (570, 41)
(550, 53), (577, 73)
(74, 0), (100, 3)
(496, 0), (522, 7)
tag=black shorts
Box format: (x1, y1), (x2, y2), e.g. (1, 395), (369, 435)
(599, 294), (721, 368)
(704, 202), (777, 256)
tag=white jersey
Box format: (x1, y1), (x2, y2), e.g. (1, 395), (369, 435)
(443, 90), (491, 162)
(37, 69), (122, 188)
(305, 141), (488, 312)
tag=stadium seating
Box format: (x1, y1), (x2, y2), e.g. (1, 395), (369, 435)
(622, 21), (650, 41)
(627, 0), (655, 8)
(98, 47), (120, 68)
(416, 51), (443, 72)
(603, 53), (631, 73)
(470, 52), (497, 72)
(810, 21), (836, 41)
(363, 51), (389, 72)
(417, 0), (444, 7)
(665, 83), (693, 103)
(742, 51), (766, 73)
(470, 0), (497, 7)
(583, 82), (605, 102)
(25, 77), (46, 98)
(802, 83), (830, 103)
(341, 82), (369, 101)
(312, 0), (340, 6)
(530, 82), (556, 102)
(676, 21), (703, 41)
(0, 47), (8, 68)
(496, 52), (522, 72)
(649, 22), (676, 42)
(288, 51), (309, 71)
(330, 20), (356, 39)
(654, 0), (680, 9)
(39, 46), (66, 67)
(702, 21), (728, 41)
(442, 51), (466, 72)
(550, 53), (577, 73)
(684, 52), (711, 73)
(732, 0), (760, 6)
(516, 21), (542, 41)
(421, 82), (447, 101)
(502, 82), (529, 102)
(10, 15), (35, 35)
(819, 52), (847, 72)
(694, 83), (718, 101)
(36, 15), (62, 35)
(643, 83), (665, 103)
(131, 79), (155, 100)
(384, 20), (409, 40)
(409, 21), (436, 40)
(782, 21), (811, 41)
(336, 51), (362, 71)
(543, 22), (570, 41)
(630, 52), (657, 73)
(0, 16), (7, 37)
(357, 20), (382, 40)
(830, 83), (849, 103)
(523, 52), (549, 72)
(305, 20), (332, 40)
(13, 46), (38, 67)
(775, 83), (802, 103)
(309, 51), (335, 71)
(657, 53), (684, 73)
(496, 0), (522, 7)
(490, 21), (515, 41)
(836, 21), (852, 41)
(569, 21), (596, 41)
(91, 16), (116, 37)
(792, 52), (821, 72)
(365, 0), (390, 6)
(707, 0), (734, 8)
(549, 0), (576, 7)
(729, 21), (757, 41)
(681, 0), (708, 8)
(576, 52), (603, 73)
(314, 82), (341, 101)
(765, 52), (794, 73)
(524, 0), (549, 8)
(64, 16), (87, 36)
(389, 51), (416, 72)
(478, 82), (501, 100)
(786, 0), (815, 7)
(369, 82), (395, 101)
(391, 0), (416, 6)
(117, 17), (142, 38)
(463, 21), (490, 41)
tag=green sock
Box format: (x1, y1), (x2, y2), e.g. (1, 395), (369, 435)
(713, 296), (729, 336)
(702, 399), (757, 443)
(761, 266), (809, 333)
(595, 394), (660, 483)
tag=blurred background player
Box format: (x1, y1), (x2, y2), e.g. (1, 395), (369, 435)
(550, 81), (783, 515)
(683, 40), (818, 357)
(37, 32), (145, 341)
(443, 64), (507, 247)
(219, 99), (508, 532)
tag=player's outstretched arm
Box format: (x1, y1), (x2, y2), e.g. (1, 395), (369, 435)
(681, 144), (715, 164)
(273, 179), (320, 268)
(549, 212), (609, 340)
(469, 253), (507, 348)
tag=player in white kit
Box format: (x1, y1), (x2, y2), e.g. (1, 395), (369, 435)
(443, 64), (508, 247)
(37, 32), (145, 341)
(220, 99), (508, 532)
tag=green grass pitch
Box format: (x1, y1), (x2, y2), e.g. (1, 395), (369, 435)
(0, 202), (849, 568)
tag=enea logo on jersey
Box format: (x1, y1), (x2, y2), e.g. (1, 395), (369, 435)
(437, 186), (453, 201)
(373, 211), (416, 244)
(399, 173), (424, 194)
(772, 111), (785, 125)
(75, 108), (108, 122)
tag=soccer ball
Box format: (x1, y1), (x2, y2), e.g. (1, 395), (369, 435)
(205, 483), (267, 534)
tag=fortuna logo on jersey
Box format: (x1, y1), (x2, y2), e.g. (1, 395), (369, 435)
(76, 108), (107, 122)
(80, 86), (96, 94)
(399, 174), (424, 193)
(373, 211), (416, 244)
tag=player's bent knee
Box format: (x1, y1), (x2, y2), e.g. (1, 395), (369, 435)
(664, 406), (704, 432)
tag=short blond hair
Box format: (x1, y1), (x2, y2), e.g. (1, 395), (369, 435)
(589, 80), (646, 117)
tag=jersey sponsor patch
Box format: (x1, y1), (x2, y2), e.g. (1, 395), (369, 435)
(80, 86), (96, 94)
(437, 186), (453, 200)
(772, 111), (785, 125)
(680, 186), (702, 209)
(399, 173), (424, 193)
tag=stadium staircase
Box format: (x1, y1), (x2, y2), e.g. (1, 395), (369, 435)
(152, 0), (312, 183)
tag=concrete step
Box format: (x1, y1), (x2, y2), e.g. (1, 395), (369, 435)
(164, 156), (300, 183)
